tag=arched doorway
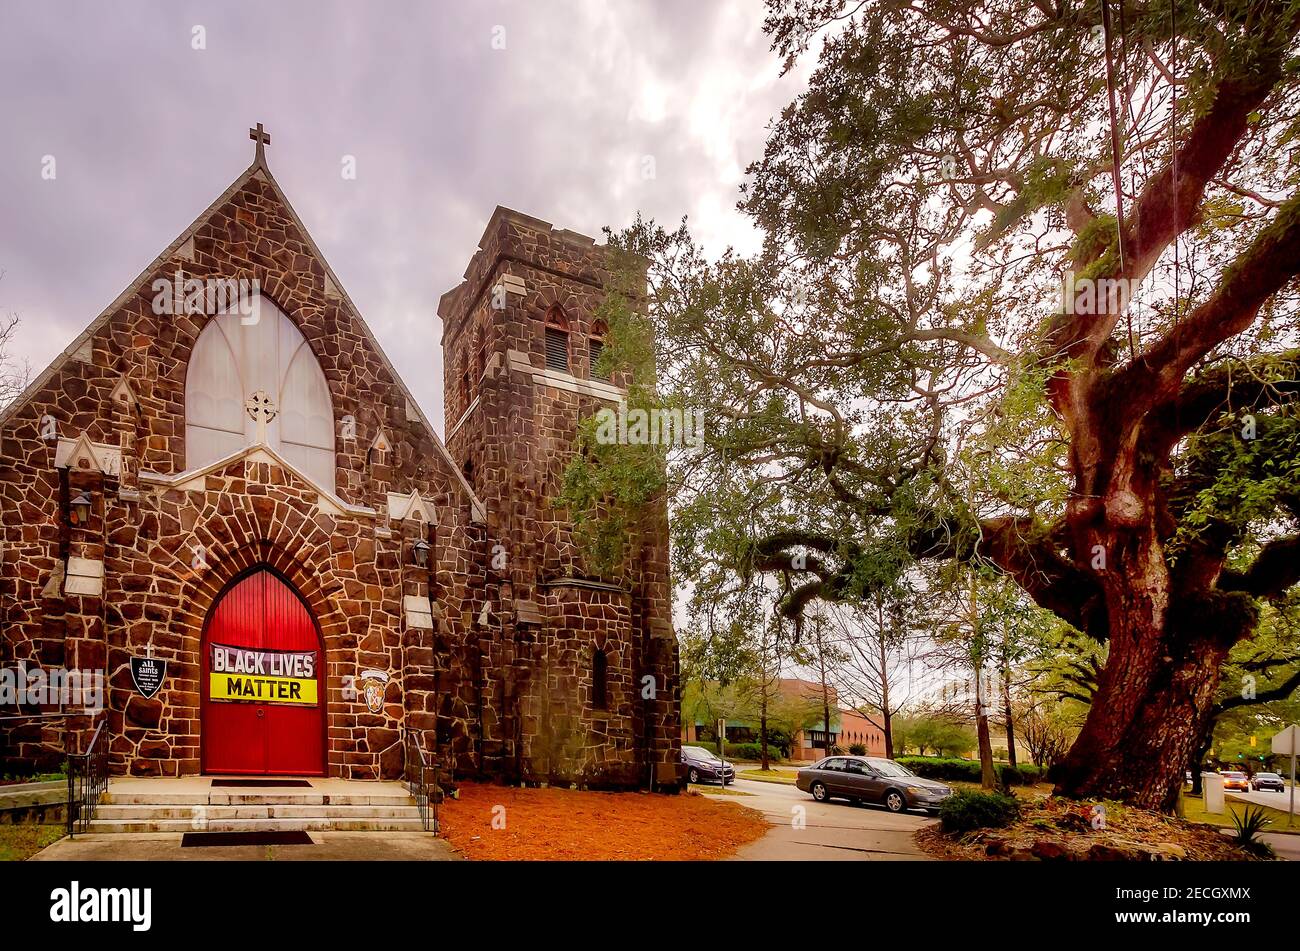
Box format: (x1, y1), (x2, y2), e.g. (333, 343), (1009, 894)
(201, 568), (326, 775)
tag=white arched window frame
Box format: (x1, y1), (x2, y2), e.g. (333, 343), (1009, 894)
(185, 294), (336, 492)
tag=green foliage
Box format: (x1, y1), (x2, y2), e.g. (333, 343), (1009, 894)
(728, 742), (781, 762)
(897, 755), (1045, 787)
(897, 718), (974, 757)
(555, 2), (1300, 809)
(848, 742), (867, 756)
(1209, 593), (1300, 766)
(938, 790), (1022, 836)
(1170, 392), (1300, 555)
(555, 233), (672, 579)
(980, 156), (1076, 249)
(1230, 805), (1275, 858)
(898, 756), (983, 782)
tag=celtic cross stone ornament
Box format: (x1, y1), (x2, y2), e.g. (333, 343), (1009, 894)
(245, 390), (277, 445)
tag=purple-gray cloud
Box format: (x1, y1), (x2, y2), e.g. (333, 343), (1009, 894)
(0, 0), (808, 432)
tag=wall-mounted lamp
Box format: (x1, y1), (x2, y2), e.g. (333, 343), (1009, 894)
(411, 538), (431, 569)
(70, 489), (93, 526)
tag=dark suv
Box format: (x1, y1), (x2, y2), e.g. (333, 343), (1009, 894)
(796, 755), (951, 813)
(681, 745), (735, 785)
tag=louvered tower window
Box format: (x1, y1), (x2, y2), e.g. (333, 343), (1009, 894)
(544, 305), (570, 373)
(589, 319), (608, 380)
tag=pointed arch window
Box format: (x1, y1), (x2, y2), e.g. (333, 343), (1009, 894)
(474, 324), (487, 385)
(588, 319), (609, 381)
(185, 294), (336, 492)
(544, 305), (570, 374)
(592, 647), (609, 711)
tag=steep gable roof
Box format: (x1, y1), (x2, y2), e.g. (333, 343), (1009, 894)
(0, 139), (484, 521)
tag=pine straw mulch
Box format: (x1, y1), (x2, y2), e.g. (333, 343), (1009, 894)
(438, 782), (770, 861)
(915, 795), (1267, 862)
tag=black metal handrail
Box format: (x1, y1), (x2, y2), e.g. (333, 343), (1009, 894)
(401, 725), (439, 833)
(65, 718), (108, 836)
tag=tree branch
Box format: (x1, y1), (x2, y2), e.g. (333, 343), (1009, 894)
(1220, 534), (1300, 600)
(1119, 191), (1300, 410)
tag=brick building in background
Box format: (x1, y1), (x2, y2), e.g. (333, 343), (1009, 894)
(0, 128), (681, 790)
(682, 676), (887, 761)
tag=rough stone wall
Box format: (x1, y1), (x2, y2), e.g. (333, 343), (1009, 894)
(0, 166), (485, 779)
(439, 208), (681, 789)
(0, 166), (677, 790)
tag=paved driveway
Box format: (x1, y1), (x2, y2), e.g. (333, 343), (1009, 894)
(700, 770), (933, 860)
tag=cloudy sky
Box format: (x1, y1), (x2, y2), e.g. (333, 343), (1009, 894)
(0, 0), (809, 432)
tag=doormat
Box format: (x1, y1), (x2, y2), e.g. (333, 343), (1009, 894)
(181, 831), (315, 847)
(211, 779), (313, 788)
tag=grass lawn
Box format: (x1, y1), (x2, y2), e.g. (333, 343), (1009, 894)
(949, 780), (1055, 800)
(690, 784), (754, 796)
(438, 782), (769, 860)
(0, 773), (64, 787)
(735, 768), (800, 785)
(0, 825), (64, 861)
(1180, 792), (1300, 835)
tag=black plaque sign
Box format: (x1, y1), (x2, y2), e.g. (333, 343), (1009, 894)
(130, 655), (167, 699)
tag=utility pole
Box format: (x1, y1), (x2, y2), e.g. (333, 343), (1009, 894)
(874, 591), (894, 758)
(970, 572), (996, 790)
(814, 612), (833, 756)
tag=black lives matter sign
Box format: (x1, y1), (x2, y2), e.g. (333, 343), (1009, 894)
(209, 643), (318, 706)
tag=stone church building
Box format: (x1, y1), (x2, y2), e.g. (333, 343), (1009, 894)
(0, 127), (681, 790)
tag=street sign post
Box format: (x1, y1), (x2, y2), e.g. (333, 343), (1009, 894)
(1270, 724), (1299, 827)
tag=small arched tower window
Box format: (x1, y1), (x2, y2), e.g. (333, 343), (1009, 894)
(592, 647), (609, 711)
(588, 319), (608, 381)
(475, 324), (487, 384)
(544, 305), (570, 374)
(460, 355), (471, 413)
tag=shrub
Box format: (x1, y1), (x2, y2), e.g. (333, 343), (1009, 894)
(896, 756), (1045, 786)
(764, 729), (793, 758)
(939, 790), (1021, 835)
(848, 743), (867, 756)
(1231, 806), (1275, 858)
(898, 756), (981, 782)
(728, 742), (781, 762)
(998, 763), (1045, 786)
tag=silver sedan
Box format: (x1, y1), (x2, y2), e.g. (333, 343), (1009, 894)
(796, 755), (952, 813)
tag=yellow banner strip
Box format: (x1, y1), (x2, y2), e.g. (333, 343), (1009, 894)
(209, 672), (317, 706)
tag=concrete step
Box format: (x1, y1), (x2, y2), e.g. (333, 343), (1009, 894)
(89, 778), (427, 833)
(88, 815), (427, 833)
(103, 791), (415, 807)
(96, 803), (421, 820)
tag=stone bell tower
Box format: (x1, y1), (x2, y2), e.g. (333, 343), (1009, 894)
(437, 207), (681, 789)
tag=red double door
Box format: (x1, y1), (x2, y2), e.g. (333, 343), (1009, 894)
(201, 569), (325, 775)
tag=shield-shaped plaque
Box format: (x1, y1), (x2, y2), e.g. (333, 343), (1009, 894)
(359, 669), (390, 714)
(130, 655), (167, 699)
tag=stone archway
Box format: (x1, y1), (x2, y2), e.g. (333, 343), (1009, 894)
(200, 566), (326, 776)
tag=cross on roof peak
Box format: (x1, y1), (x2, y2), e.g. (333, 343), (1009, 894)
(249, 122), (271, 163)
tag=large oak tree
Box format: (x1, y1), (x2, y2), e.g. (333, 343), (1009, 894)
(565, 0), (1300, 810)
